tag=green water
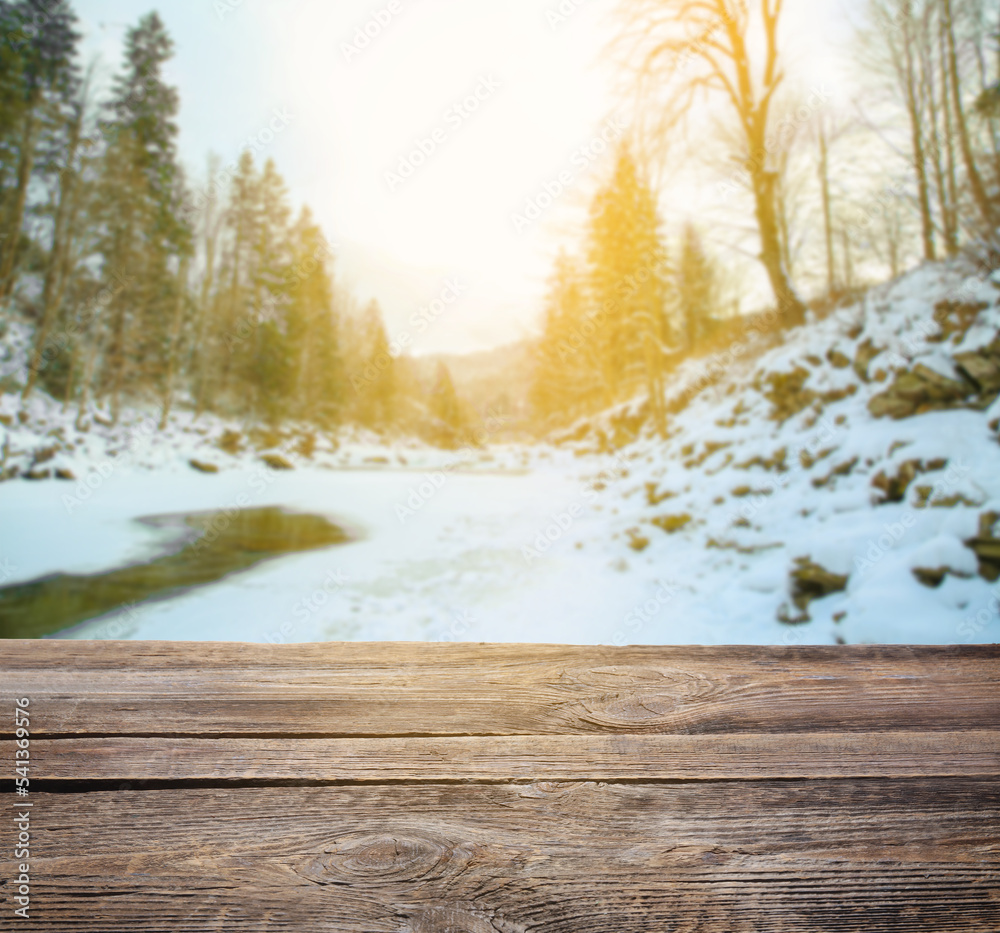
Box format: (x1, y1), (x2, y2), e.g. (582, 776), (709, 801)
(0, 507), (349, 639)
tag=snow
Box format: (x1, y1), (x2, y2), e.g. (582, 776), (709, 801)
(1, 259), (999, 645)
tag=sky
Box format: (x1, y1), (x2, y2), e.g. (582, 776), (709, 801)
(71, 0), (859, 355)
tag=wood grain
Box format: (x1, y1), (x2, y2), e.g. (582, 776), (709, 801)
(1, 642), (998, 932)
(14, 731), (1000, 782)
(1, 780), (997, 931)
(2, 642), (999, 737)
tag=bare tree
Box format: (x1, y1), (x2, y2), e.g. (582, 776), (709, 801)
(614, 0), (808, 326)
(942, 0), (998, 229)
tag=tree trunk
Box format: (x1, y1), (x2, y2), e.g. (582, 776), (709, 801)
(939, 15), (960, 253)
(902, 8), (936, 261)
(159, 257), (189, 430)
(753, 167), (805, 327)
(942, 0), (997, 230)
(22, 107), (84, 400)
(0, 94), (40, 300)
(818, 127), (837, 295)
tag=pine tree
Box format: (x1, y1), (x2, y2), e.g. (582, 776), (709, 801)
(530, 251), (600, 425)
(354, 300), (396, 431)
(676, 224), (721, 351)
(286, 208), (341, 425)
(429, 361), (464, 448)
(585, 147), (669, 434)
(96, 12), (189, 421)
(0, 0), (79, 300)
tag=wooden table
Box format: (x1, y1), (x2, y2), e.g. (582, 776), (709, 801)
(1, 642), (998, 931)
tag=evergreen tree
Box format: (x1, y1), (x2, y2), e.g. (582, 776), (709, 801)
(96, 11), (189, 421)
(0, 0), (79, 300)
(354, 299), (396, 431)
(429, 360), (464, 447)
(530, 251), (600, 425)
(286, 208), (341, 425)
(676, 224), (721, 351)
(585, 147), (669, 434)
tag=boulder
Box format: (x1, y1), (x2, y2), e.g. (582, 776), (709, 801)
(788, 558), (849, 616)
(868, 364), (976, 419)
(189, 459), (220, 474)
(763, 367), (815, 422)
(853, 339), (882, 381)
(217, 430), (242, 455)
(260, 454), (294, 471)
(871, 459), (947, 504)
(651, 514), (692, 534)
(827, 348), (851, 369)
(966, 512), (1000, 582)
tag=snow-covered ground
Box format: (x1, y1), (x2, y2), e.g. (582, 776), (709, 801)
(1, 259), (999, 645)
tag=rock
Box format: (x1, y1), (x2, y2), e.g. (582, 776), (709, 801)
(217, 430), (242, 455)
(788, 558), (849, 616)
(295, 433), (317, 459)
(17, 410), (29, 425)
(189, 459), (220, 474)
(932, 300), (989, 341)
(23, 469), (51, 481)
(0, 414), (11, 426)
(32, 445), (58, 466)
(966, 512), (1000, 582)
(871, 459), (945, 504)
(55, 468), (76, 481)
(626, 530), (650, 552)
(868, 363), (976, 419)
(912, 566), (971, 588)
(827, 348), (851, 369)
(645, 483), (675, 506)
(763, 367), (816, 422)
(853, 339), (882, 381)
(260, 453), (294, 471)
(363, 456), (390, 465)
(731, 485), (771, 497)
(954, 348), (1000, 397)
(812, 457), (858, 489)
(651, 514), (692, 534)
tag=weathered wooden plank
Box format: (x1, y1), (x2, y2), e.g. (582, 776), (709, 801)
(3, 642), (999, 737)
(2, 780), (997, 931)
(15, 731), (1000, 782)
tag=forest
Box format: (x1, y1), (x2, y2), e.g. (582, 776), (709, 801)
(1, 0), (999, 448)
(0, 2), (469, 446)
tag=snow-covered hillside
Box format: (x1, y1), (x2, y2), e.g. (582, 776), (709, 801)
(0, 258), (998, 645)
(552, 258), (1000, 645)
